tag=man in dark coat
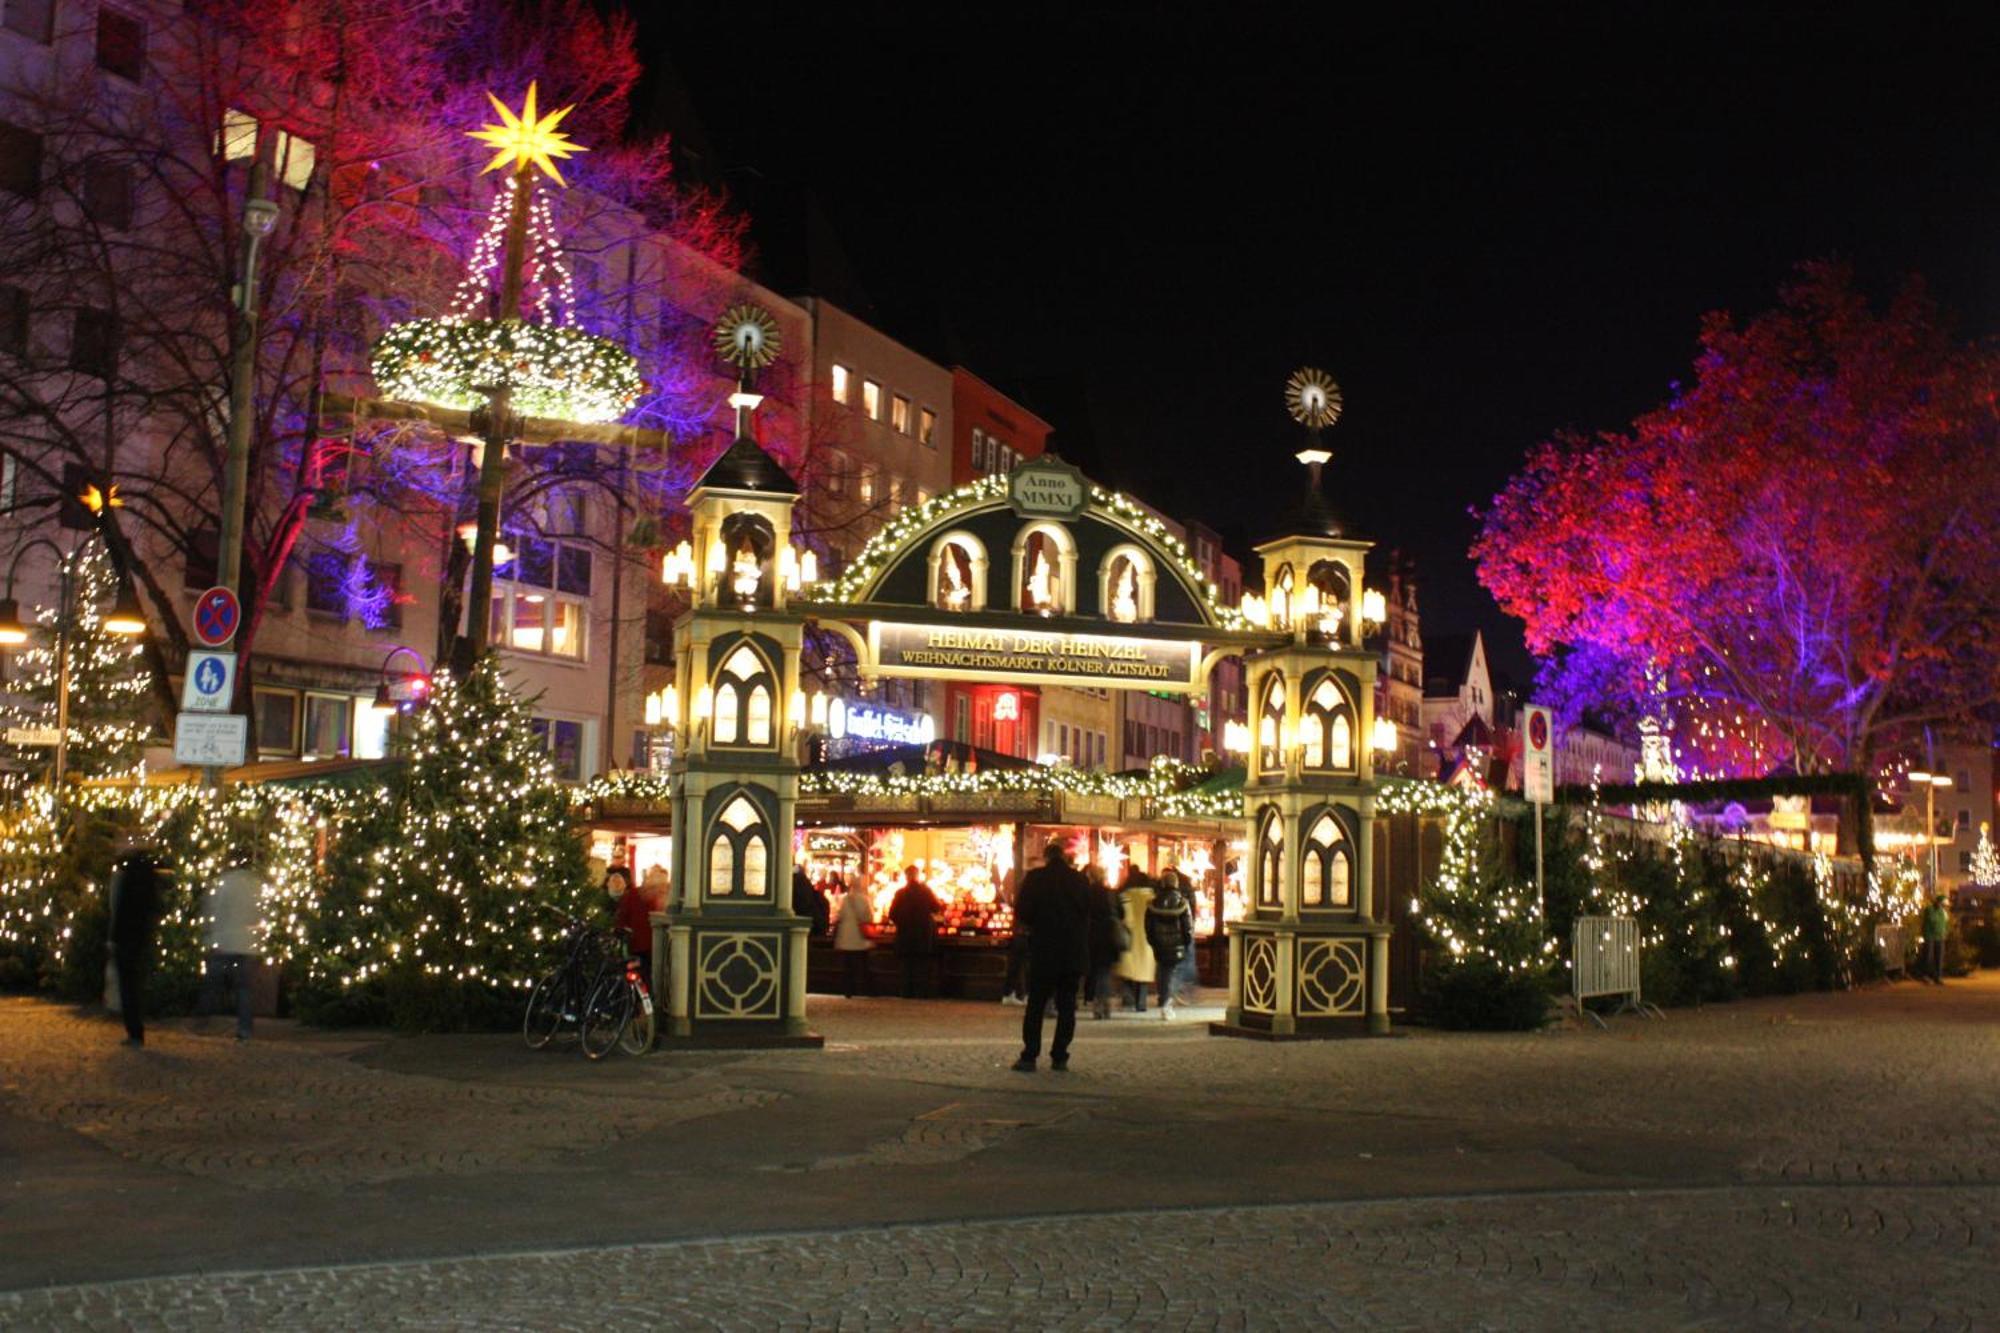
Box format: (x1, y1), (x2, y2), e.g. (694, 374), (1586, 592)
(1012, 841), (1105, 1071)
(791, 865), (830, 937)
(108, 837), (164, 1047)
(887, 865), (941, 998)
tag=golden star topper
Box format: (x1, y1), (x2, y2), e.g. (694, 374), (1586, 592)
(467, 81), (585, 187)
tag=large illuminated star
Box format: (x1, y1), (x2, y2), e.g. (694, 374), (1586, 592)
(467, 82), (585, 187)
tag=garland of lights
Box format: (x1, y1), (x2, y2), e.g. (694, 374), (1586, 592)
(371, 316), (641, 424)
(812, 475), (1254, 630)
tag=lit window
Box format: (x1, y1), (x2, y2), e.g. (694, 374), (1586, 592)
(859, 467), (876, 503)
(1303, 812), (1352, 908)
(302, 694), (352, 759)
(830, 363), (850, 404)
(919, 408), (936, 445)
(891, 394), (911, 434)
(491, 585), (587, 660)
(862, 379), (882, 420)
(1257, 809), (1283, 908)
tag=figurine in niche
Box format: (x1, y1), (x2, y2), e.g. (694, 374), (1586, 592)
(730, 540), (762, 604)
(1025, 546), (1056, 615)
(1109, 561), (1138, 623)
(942, 547), (971, 611)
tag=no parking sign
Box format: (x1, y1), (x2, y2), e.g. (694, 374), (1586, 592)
(192, 586), (240, 648)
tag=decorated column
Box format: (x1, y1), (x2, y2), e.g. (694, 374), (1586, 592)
(657, 308), (820, 1045)
(1222, 369), (1391, 1037)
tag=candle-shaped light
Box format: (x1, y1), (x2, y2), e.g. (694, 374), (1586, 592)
(662, 683), (679, 729)
(693, 684), (713, 721)
(1362, 588), (1387, 625)
(810, 691), (828, 728)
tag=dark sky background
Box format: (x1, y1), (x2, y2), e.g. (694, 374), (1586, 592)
(634, 3), (1999, 688)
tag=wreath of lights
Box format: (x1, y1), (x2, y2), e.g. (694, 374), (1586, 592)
(810, 476), (1254, 631)
(371, 316), (642, 425)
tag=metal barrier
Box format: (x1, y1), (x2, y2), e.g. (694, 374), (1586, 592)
(1571, 915), (1663, 1028)
(1874, 922), (1907, 978)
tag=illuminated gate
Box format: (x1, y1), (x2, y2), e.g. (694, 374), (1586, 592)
(657, 374), (1391, 1042)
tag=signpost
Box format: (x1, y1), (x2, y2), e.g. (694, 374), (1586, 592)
(174, 713), (248, 767)
(1522, 703), (1555, 915)
(179, 650), (237, 714)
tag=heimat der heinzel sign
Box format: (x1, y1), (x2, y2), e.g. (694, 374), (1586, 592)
(1007, 456), (1089, 518)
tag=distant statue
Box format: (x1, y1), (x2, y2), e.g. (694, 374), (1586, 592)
(1110, 562), (1138, 622)
(730, 541), (761, 603)
(1026, 546), (1056, 613)
(942, 549), (971, 611)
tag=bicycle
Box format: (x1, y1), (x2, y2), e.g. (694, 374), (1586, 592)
(523, 908), (622, 1051)
(580, 934), (656, 1059)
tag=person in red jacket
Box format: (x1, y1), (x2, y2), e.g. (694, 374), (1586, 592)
(609, 867), (653, 984)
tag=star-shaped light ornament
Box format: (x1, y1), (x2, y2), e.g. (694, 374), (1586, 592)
(714, 303), (783, 371)
(467, 82), (586, 187)
(1285, 366), (1343, 431)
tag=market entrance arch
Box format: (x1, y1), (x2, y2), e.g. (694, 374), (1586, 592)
(653, 438), (1393, 1045)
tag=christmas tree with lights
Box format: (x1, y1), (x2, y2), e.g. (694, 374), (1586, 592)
(1972, 822), (2000, 890)
(0, 546), (154, 780)
(309, 654), (590, 1025)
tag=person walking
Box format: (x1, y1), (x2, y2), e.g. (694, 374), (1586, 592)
(998, 869), (1030, 1006)
(609, 866), (656, 991)
(1919, 894), (1951, 984)
(1084, 863), (1125, 1020)
(888, 865), (941, 998)
(833, 875), (875, 997)
(196, 853), (261, 1040)
(1012, 841), (1104, 1071)
(108, 836), (164, 1048)
(1113, 870), (1156, 1012)
(1146, 869), (1195, 1019)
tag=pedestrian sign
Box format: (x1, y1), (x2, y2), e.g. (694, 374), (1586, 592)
(192, 586), (241, 648)
(180, 650), (237, 714)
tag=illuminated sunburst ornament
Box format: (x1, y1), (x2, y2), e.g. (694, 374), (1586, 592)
(467, 82), (586, 187)
(1285, 367), (1343, 430)
(714, 303), (782, 371)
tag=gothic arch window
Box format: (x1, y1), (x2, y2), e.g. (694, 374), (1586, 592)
(707, 791), (772, 899)
(927, 532), (989, 612)
(1255, 806), (1284, 909)
(713, 642), (778, 748)
(1257, 671), (1286, 774)
(1301, 808), (1354, 909)
(1097, 545), (1156, 624)
(1012, 521), (1076, 616)
(1301, 672), (1355, 772)
(1270, 564), (1296, 630)
(1306, 559), (1352, 643)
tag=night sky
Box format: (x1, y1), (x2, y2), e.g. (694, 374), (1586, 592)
(636, 3), (1999, 686)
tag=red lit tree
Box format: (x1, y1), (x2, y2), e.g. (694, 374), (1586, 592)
(1475, 264), (2000, 796)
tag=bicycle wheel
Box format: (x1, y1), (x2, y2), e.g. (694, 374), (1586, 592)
(523, 968), (568, 1050)
(619, 980), (656, 1055)
(579, 973), (633, 1060)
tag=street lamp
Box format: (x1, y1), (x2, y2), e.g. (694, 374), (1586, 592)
(0, 537), (148, 797)
(1907, 769), (1953, 896)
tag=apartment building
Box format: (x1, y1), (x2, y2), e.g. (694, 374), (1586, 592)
(951, 367), (1048, 485)
(1371, 567), (1425, 775)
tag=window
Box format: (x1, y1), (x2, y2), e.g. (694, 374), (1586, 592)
(70, 309), (116, 377)
(492, 586), (585, 659)
(0, 121), (41, 198)
(83, 159), (133, 229)
(219, 109), (316, 190)
(861, 379), (882, 420)
(375, 562), (405, 630)
(891, 393), (911, 434)
(915, 488), (929, 506)
(511, 533), (592, 596)
(830, 363), (850, 404)
(4, 0), (54, 43)
(859, 466), (876, 503)
(1256, 809), (1283, 908)
(1302, 811), (1353, 908)
(644, 608), (674, 665)
(1958, 770), (1971, 792)
(0, 284), (26, 356)
(96, 7), (145, 81)
(255, 689), (299, 755)
(713, 643), (777, 748)
(530, 717), (586, 781)
(971, 429), (986, 473)
(1257, 673), (1286, 773)
(304, 553), (346, 617)
(302, 694), (352, 759)
(823, 449), (846, 496)
(1959, 809), (1971, 831)
(1302, 675), (1354, 771)
(708, 792), (770, 898)
(919, 408), (936, 446)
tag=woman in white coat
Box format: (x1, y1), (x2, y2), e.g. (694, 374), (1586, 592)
(832, 876), (874, 997)
(1112, 873), (1156, 1012)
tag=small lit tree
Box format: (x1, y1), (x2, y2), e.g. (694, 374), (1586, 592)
(1971, 823), (2000, 890)
(0, 546), (155, 779)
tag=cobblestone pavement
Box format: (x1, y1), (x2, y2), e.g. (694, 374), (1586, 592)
(3, 977), (1999, 1325)
(3, 1186), (1994, 1330)
(0, 999), (777, 1189)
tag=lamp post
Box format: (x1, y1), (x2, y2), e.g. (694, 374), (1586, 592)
(0, 537), (147, 800)
(1907, 769), (1954, 896)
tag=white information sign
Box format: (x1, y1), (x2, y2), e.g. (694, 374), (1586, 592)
(5, 726), (61, 747)
(1522, 703), (1555, 805)
(179, 650), (238, 714)
(174, 713), (248, 768)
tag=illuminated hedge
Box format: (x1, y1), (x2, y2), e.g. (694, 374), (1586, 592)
(371, 316), (642, 425)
